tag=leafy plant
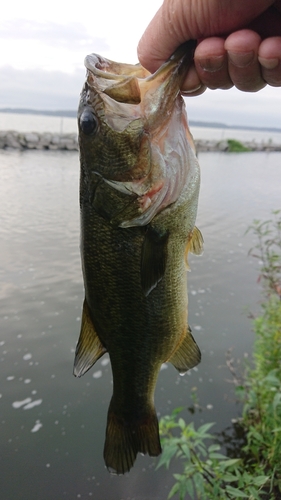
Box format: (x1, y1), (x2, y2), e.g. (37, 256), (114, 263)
(157, 211), (281, 499)
(158, 409), (270, 499)
(239, 296), (281, 493)
(246, 210), (281, 298)
(227, 139), (251, 152)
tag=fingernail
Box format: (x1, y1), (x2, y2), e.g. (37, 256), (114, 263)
(198, 55), (224, 72)
(228, 51), (254, 68)
(181, 84), (202, 95)
(258, 57), (279, 70)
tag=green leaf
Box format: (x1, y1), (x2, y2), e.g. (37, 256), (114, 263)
(185, 479), (195, 499)
(180, 443), (191, 460)
(273, 392), (281, 411)
(219, 458), (241, 469)
(197, 422), (215, 435)
(209, 452), (227, 460)
(208, 444), (221, 453)
(172, 406), (185, 416)
(223, 473), (240, 483)
(252, 475), (270, 487)
(174, 473), (184, 480)
(225, 485), (249, 497)
(178, 418), (187, 431)
(193, 471), (205, 496)
(168, 482), (180, 499)
(156, 443), (178, 469)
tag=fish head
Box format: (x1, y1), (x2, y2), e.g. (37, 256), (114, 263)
(78, 41), (198, 226)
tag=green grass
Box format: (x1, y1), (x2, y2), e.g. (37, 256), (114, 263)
(227, 139), (251, 152)
(157, 211), (281, 499)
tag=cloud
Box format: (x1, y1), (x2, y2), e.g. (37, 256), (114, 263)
(0, 19), (109, 51)
(0, 63), (280, 129)
(185, 87), (281, 128)
(0, 65), (84, 109)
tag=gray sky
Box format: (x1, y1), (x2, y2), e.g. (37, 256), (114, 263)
(0, 0), (280, 128)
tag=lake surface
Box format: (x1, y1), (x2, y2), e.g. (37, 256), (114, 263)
(0, 145), (281, 499)
(1, 111), (281, 145)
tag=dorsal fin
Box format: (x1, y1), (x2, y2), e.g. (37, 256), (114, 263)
(73, 299), (107, 377)
(103, 77), (141, 104)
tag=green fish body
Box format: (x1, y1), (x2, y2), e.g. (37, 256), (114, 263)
(74, 41), (203, 474)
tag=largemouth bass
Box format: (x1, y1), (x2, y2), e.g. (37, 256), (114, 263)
(74, 40), (203, 474)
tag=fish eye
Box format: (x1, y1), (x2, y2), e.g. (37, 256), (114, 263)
(80, 110), (98, 135)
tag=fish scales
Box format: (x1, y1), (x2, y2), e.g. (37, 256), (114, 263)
(74, 40), (203, 474)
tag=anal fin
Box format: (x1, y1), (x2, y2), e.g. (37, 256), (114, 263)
(169, 326), (201, 374)
(73, 299), (106, 377)
(141, 226), (169, 297)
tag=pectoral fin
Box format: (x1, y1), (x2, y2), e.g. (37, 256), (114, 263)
(185, 226), (204, 270)
(169, 326), (201, 374)
(141, 226), (169, 297)
(73, 299), (107, 377)
(189, 227), (204, 255)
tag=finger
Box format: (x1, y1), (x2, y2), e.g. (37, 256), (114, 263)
(137, 0), (189, 74)
(180, 63), (207, 96)
(181, 86), (207, 97)
(193, 37), (233, 90)
(137, 0), (275, 73)
(248, 5), (281, 38)
(258, 36), (281, 86)
(225, 29), (266, 91)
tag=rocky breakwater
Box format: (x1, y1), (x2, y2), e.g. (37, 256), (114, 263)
(0, 130), (281, 153)
(0, 131), (78, 151)
(195, 138), (281, 152)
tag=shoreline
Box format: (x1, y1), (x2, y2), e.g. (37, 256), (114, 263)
(1, 130), (281, 152)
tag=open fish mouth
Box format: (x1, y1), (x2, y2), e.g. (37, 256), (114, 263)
(79, 41), (198, 228)
(84, 40), (196, 108)
(84, 54), (149, 105)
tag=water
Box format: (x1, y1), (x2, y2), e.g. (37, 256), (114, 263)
(0, 142), (281, 499)
(1, 111), (281, 144)
(0, 112), (78, 135)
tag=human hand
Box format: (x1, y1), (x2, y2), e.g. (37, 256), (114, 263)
(137, 0), (281, 95)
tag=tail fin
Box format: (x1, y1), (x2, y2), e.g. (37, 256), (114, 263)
(103, 401), (162, 474)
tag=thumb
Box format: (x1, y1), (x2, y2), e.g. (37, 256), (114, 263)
(138, 0), (193, 73)
(137, 0), (275, 73)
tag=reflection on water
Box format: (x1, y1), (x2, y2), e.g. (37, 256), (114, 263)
(0, 149), (281, 499)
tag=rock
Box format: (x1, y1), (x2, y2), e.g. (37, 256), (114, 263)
(51, 134), (61, 145)
(5, 132), (22, 149)
(0, 131), (6, 149)
(24, 132), (39, 144)
(218, 140), (229, 152)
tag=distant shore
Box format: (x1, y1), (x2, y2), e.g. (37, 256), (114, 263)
(0, 130), (281, 152)
(1, 108), (281, 134)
